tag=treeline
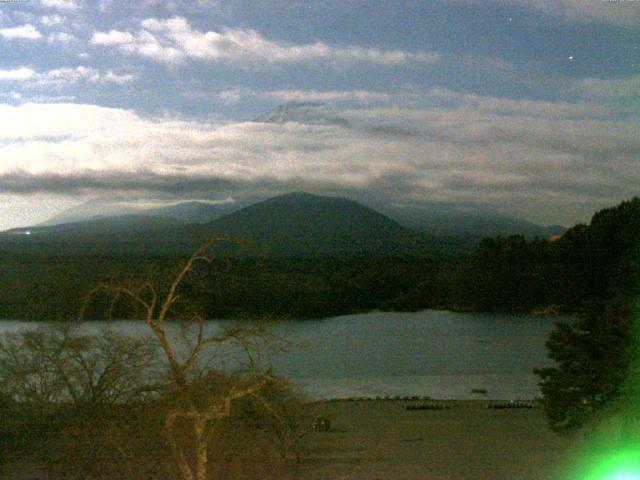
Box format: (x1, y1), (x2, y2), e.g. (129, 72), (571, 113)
(533, 198), (640, 434)
(457, 197), (640, 313)
(1, 197), (639, 321)
(0, 252), (452, 320)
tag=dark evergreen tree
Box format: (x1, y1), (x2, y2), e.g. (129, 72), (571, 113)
(535, 298), (636, 433)
(535, 197), (640, 433)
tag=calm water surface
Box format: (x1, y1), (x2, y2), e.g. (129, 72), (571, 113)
(0, 310), (564, 400)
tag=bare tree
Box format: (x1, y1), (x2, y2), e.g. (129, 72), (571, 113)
(0, 323), (158, 409)
(82, 237), (293, 480)
(0, 323), (163, 479)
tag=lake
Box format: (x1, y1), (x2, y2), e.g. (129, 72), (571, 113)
(0, 310), (564, 400)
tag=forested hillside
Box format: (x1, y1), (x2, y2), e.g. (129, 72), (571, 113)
(0, 197), (638, 321)
(453, 197), (640, 313)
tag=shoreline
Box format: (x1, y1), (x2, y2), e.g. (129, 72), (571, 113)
(0, 305), (575, 322)
(295, 399), (571, 480)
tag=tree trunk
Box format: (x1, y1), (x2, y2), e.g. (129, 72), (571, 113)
(166, 414), (194, 480)
(194, 416), (209, 480)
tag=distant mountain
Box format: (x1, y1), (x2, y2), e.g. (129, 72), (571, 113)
(0, 192), (428, 256)
(1, 191), (565, 256)
(375, 203), (567, 239)
(254, 102), (350, 127)
(1, 214), (190, 254)
(9, 214), (183, 236)
(144, 200), (244, 224)
(200, 192), (427, 256)
(38, 198), (136, 226)
(36, 187), (564, 243)
(38, 198), (245, 228)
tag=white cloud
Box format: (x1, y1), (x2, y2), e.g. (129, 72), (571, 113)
(45, 66), (101, 83)
(39, 66), (135, 85)
(91, 16), (440, 66)
(91, 29), (135, 46)
(0, 66), (135, 89)
(41, 0), (80, 10)
(48, 32), (77, 43)
(40, 15), (64, 26)
(0, 68), (36, 81)
(0, 24), (42, 40)
(215, 89), (242, 105)
(102, 71), (135, 84)
(0, 93), (637, 227)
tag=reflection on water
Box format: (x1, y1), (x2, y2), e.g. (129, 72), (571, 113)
(0, 310), (565, 400)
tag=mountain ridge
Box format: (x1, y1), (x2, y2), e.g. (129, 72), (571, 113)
(29, 192), (565, 240)
(0, 191), (566, 256)
(0, 192), (426, 256)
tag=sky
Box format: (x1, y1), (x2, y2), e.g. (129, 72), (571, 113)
(0, 0), (638, 230)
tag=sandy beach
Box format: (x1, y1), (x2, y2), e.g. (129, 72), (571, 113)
(292, 399), (573, 480)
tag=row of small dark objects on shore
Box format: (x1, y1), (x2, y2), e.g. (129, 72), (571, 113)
(313, 397), (538, 432)
(406, 403), (451, 411)
(487, 400), (536, 409)
(324, 396), (538, 411)
(326, 395), (434, 402)
(406, 401), (537, 411)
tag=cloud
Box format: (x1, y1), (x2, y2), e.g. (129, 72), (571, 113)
(12, 11), (37, 23)
(0, 66), (135, 89)
(38, 66), (135, 85)
(573, 75), (640, 102)
(91, 29), (135, 46)
(0, 94), (637, 226)
(420, 87), (615, 119)
(101, 71), (135, 84)
(0, 24), (42, 40)
(40, 15), (65, 26)
(459, 0), (640, 27)
(0, 68), (36, 81)
(215, 88), (393, 105)
(91, 16), (440, 66)
(0, 91), (23, 101)
(47, 32), (77, 43)
(41, 0), (80, 10)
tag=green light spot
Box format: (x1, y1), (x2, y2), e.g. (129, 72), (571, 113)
(579, 448), (640, 480)
(609, 472), (640, 480)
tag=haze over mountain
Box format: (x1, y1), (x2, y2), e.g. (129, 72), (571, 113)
(375, 203), (567, 238)
(38, 197), (245, 227)
(0, 192), (426, 256)
(1, 192), (566, 256)
(32, 192), (565, 237)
